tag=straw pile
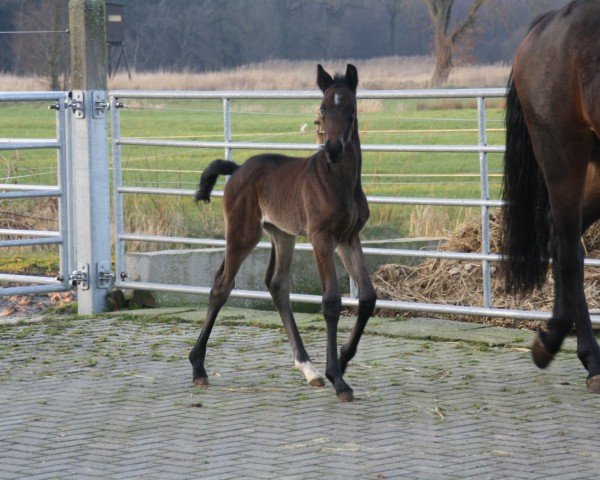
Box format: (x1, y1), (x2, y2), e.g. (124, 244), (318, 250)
(371, 213), (600, 330)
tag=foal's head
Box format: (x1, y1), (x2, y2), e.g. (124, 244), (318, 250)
(317, 64), (358, 164)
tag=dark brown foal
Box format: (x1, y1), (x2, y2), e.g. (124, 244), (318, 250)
(189, 64), (376, 402)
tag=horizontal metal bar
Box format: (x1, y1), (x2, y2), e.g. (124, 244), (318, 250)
(118, 186), (200, 197)
(119, 233), (501, 262)
(0, 228), (60, 238)
(0, 283), (70, 297)
(117, 137), (505, 154)
(117, 186), (500, 208)
(0, 183), (60, 191)
(121, 233), (311, 252)
(0, 139), (60, 150)
(0, 273), (61, 285)
(116, 280), (600, 323)
(109, 88), (507, 100)
(119, 233), (600, 268)
(0, 237), (62, 248)
(0, 91), (66, 102)
(0, 189), (61, 199)
(367, 196), (504, 207)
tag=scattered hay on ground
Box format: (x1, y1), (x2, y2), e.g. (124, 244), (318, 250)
(371, 213), (600, 330)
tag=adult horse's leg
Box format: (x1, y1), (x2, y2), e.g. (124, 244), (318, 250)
(189, 219), (262, 386)
(264, 225), (325, 387)
(532, 140), (600, 391)
(336, 236), (377, 374)
(311, 233), (354, 402)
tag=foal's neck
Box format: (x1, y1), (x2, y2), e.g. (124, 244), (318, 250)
(340, 124), (362, 189)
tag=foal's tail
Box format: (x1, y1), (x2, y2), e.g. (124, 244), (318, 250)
(195, 159), (239, 204)
(501, 72), (550, 294)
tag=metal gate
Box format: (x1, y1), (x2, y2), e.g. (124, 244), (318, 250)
(108, 87), (581, 323)
(0, 92), (72, 296)
(4, 87), (598, 323)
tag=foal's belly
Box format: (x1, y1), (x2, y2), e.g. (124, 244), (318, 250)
(260, 210), (305, 237)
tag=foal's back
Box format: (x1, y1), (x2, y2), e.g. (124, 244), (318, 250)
(223, 151), (348, 238)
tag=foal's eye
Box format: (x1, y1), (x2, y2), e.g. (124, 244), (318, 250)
(319, 108), (326, 117)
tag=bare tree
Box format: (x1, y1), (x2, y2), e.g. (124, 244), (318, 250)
(316, 0), (361, 57)
(378, 0), (407, 54)
(11, 0), (69, 90)
(423, 0), (485, 87)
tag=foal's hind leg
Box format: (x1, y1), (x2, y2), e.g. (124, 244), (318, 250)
(188, 219), (262, 386)
(264, 225), (325, 387)
(336, 236), (377, 374)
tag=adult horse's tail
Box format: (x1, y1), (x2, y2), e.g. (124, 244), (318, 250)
(501, 72), (550, 293)
(195, 160), (239, 203)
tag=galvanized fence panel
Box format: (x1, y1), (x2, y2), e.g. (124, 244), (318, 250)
(107, 88), (596, 323)
(0, 92), (71, 296)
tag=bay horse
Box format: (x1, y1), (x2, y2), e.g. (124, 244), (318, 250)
(502, 0), (600, 392)
(189, 64), (376, 402)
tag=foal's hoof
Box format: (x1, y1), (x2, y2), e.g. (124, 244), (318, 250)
(193, 377), (210, 387)
(309, 377), (326, 388)
(337, 390), (355, 403)
(586, 375), (600, 394)
(531, 335), (554, 369)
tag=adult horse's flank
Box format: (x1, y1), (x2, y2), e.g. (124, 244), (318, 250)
(189, 64), (377, 402)
(502, 0), (600, 392)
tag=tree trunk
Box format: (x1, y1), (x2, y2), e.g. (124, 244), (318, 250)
(431, 31), (452, 87)
(423, 0), (484, 87)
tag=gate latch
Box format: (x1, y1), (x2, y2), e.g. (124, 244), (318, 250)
(69, 264), (89, 290)
(97, 261), (115, 289)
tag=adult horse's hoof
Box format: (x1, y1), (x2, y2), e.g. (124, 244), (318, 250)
(193, 377), (210, 387)
(586, 375), (600, 393)
(337, 390), (355, 402)
(531, 335), (554, 369)
(309, 377), (326, 388)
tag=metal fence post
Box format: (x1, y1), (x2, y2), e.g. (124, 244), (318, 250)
(55, 96), (70, 287)
(64, 100), (77, 276)
(478, 96), (492, 308)
(110, 95), (126, 282)
(69, 0), (112, 314)
(223, 98), (231, 161)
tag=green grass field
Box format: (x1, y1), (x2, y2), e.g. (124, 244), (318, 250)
(1, 96), (506, 256)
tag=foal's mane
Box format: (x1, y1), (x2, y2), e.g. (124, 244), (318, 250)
(331, 74), (351, 89)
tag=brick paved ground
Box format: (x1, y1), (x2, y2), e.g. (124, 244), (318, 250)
(1, 307), (600, 479)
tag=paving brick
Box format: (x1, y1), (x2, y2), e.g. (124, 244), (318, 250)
(1, 311), (600, 478)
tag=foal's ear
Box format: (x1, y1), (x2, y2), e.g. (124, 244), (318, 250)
(345, 64), (358, 91)
(317, 64), (334, 93)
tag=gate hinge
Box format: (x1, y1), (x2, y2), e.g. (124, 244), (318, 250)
(66, 91), (109, 119)
(97, 261), (115, 289)
(92, 91), (108, 119)
(66, 91), (85, 119)
(69, 264), (89, 290)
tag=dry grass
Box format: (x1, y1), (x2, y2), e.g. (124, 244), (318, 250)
(0, 198), (58, 232)
(0, 73), (52, 91)
(372, 213), (600, 330)
(109, 57), (510, 91)
(0, 56), (511, 91)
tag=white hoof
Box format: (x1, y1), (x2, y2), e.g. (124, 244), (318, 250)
(295, 360), (325, 387)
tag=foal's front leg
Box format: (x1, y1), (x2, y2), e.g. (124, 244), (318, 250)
(336, 237), (377, 374)
(312, 234), (354, 402)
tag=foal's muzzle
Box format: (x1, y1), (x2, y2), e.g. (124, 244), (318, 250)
(324, 139), (344, 164)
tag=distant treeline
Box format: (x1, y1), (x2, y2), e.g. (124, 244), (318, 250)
(0, 0), (569, 78)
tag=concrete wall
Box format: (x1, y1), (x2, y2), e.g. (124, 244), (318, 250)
(125, 238), (441, 311)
